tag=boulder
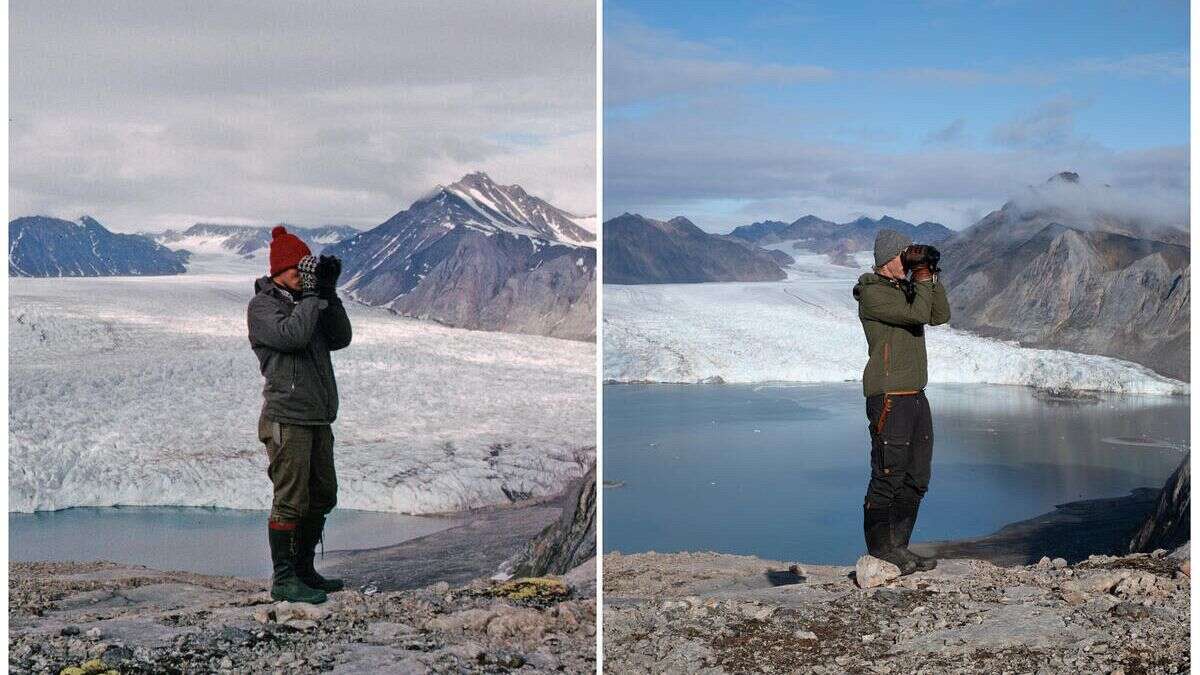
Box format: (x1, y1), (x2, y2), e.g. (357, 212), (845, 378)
(855, 555), (900, 589)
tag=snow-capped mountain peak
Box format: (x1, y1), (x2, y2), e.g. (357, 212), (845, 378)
(436, 172), (596, 247)
(323, 172), (597, 340)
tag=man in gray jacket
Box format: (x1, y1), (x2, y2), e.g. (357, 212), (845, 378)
(248, 226), (352, 603)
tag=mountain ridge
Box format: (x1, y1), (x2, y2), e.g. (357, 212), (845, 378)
(325, 172), (596, 341)
(728, 213), (955, 256)
(153, 223), (359, 258)
(10, 215), (188, 277)
(603, 213), (787, 284)
(940, 172), (1190, 380)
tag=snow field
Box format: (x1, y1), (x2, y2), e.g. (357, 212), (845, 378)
(10, 271), (595, 513)
(603, 251), (1186, 396)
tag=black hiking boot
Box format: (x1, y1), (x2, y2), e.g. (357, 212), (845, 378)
(269, 524), (328, 604)
(296, 515), (345, 593)
(863, 505), (918, 576)
(892, 500), (937, 571)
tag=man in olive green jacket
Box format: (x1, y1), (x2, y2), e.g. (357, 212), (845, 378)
(852, 229), (950, 576)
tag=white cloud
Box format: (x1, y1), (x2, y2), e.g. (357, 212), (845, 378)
(1071, 51), (1188, 79)
(604, 15), (832, 106)
(10, 0), (596, 231)
(925, 118), (968, 145)
(605, 107), (1187, 231)
(990, 96), (1092, 150)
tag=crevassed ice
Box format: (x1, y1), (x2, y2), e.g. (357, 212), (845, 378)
(603, 251), (1186, 396)
(9, 272), (596, 514)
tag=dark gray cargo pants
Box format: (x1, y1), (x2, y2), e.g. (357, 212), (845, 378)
(258, 413), (338, 526)
(863, 390), (933, 509)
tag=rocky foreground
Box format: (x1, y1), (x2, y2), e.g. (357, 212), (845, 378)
(9, 559), (596, 674)
(603, 545), (1190, 674)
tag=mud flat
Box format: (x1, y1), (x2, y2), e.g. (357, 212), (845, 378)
(914, 488), (1161, 567)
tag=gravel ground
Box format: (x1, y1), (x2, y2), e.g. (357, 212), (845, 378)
(603, 545), (1190, 674)
(10, 559), (596, 674)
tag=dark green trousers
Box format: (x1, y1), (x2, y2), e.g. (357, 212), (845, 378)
(258, 413), (338, 526)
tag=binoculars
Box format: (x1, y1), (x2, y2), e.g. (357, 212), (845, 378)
(901, 244), (941, 275)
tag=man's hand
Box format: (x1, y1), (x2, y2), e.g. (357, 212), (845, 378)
(316, 255), (343, 297)
(910, 266), (934, 282)
(297, 255), (319, 294)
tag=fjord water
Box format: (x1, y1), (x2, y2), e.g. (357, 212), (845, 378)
(10, 507), (457, 577)
(603, 383), (1188, 564)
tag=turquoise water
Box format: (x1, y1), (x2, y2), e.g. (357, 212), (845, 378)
(603, 383), (1188, 564)
(10, 506), (458, 577)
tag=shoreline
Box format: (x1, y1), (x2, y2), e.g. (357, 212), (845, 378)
(604, 488), (1164, 570)
(913, 487), (1160, 567)
(601, 378), (1190, 397)
(318, 495), (570, 591)
(11, 491), (570, 591)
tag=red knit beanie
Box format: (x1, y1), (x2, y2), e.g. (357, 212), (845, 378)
(269, 225), (312, 276)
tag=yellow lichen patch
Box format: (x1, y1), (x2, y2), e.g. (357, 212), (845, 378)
(491, 577), (569, 601)
(59, 659), (116, 675)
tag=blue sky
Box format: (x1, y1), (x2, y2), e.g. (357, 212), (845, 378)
(605, 0), (1189, 231)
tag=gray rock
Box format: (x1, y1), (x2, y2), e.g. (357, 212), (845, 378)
(855, 555), (901, 589)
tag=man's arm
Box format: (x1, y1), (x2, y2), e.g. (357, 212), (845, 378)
(319, 296), (353, 351)
(858, 281), (937, 327)
(930, 281), (951, 326)
(248, 295), (323, 352)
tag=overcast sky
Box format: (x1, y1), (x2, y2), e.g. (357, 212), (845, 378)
(11, 0), (596, 232)
(605, 0), (1188, 232)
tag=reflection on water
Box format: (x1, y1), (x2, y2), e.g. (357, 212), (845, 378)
(603, 383), (1188, 564)
(10, 506), (458, 577)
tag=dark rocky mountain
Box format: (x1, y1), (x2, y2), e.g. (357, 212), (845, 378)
(510, 464), (596, 577)
(939, 173), (1190, 381)
(324, 172), (596, 341)
(729, 214), (954, 261)
(153, 223), (358, 257)
(603, 213), (787, 284)
(1129, 453), (1189, 554)
(10, 216), (188, 277)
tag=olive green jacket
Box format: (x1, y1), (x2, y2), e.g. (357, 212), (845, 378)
(852, 273), (950, 397)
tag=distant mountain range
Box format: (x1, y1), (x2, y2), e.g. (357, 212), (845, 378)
(603, 213), (788, 284)
(729, 214), (954, 265)
(10, 173), (594, 342)
(152, 223), (358, 258)
(325, 172), (596, 341)
(940, 172), (1189, 381)
(10, 216), (187, 277)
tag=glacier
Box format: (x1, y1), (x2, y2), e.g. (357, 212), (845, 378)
(604, 250), (1186, 396)
(10, 251), (595, 513)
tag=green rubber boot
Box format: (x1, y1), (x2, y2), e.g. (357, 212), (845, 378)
(268, 524), (328, 604)
(297, 514), (345, 593)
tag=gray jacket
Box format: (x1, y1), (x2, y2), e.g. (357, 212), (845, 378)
(248, 276), (352, 425)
